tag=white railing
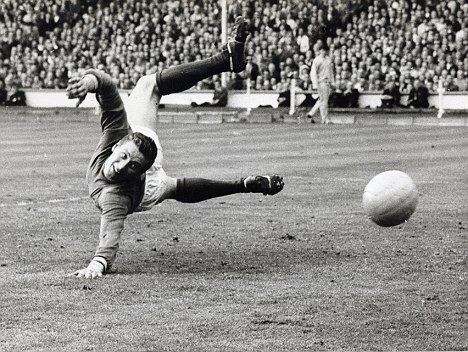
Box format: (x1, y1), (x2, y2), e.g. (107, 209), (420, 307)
(21, 88), (468, 111)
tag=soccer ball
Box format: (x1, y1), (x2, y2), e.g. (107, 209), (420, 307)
(362, 170), (418, 227)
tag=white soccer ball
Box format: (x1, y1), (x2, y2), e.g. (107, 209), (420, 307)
(362, 170), (418, 227)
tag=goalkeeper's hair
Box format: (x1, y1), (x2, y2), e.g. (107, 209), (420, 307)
(119, 132), (157, 171)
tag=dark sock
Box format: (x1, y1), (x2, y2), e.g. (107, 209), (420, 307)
(174, 178), (246, 203)
(157, 52), (230, 95)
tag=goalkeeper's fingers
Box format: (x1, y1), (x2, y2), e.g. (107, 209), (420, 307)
(68, 268), (103, 279)
(67, 76), (81, 84)
(76, 95), (86, 107)
(68, 269), (83, 277)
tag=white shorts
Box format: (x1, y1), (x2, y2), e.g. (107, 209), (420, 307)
(131, 125), (173, 212)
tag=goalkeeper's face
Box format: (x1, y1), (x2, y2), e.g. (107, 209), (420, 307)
(102, 140), (146, 182)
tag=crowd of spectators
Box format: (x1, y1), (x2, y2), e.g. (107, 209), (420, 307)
(328, 0), (468, 99)
(0, 0), (467, 100)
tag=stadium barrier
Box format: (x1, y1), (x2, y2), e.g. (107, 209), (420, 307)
(22, 89), (468, 111)
(2, 105), (467, 126)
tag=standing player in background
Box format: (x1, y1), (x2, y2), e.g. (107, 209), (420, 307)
(66, 17), (284, 279)
(306, 44), (335, 124)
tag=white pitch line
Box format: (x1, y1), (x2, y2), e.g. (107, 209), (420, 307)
(0, 196), (88, 208)
(288, 176), (461, 184)
(288, 176), (367, 182)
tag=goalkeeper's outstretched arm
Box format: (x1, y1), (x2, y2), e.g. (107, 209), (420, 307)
(67, 69), (128, 132)
(66, 69), (123, 111)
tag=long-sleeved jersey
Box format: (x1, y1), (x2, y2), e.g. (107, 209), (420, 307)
(85, 69), (146, 269)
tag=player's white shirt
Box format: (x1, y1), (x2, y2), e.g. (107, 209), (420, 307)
(310, 55), (334, 87)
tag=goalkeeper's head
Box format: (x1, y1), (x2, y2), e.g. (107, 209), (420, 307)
(102, 132), (157, 182)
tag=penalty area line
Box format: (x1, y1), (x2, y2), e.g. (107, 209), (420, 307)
(0, 196), (89, 208)
(290, 176), (459, 185)
(289, 176), (367, 182)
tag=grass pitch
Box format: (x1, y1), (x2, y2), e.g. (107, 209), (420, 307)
(0, 112), (467, 351)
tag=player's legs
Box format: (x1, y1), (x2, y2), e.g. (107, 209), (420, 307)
(126, 54), (238, 132)
(170, 175), (284, 202)
(307, 98), (321, 119)
(126, 16), (248, 169)
(136, 174), (284, 212)
(158, 17), (247, 96)
(126, 75), (161, 132)
(126, 16), (247, 132)
(129, 17), (282, 212)
(136, 166), (177, 211)
(319, 83), (331, 124)
(125, 76), (165, 168)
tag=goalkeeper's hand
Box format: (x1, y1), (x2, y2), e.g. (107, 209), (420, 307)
(66, 75), (97, 107)
(70, 257), (107, 279)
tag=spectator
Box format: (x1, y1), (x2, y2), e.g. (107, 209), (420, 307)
(191, 81), (228, 107)
(329, 79), (345, 107)
(445, 75), (460, 91)
(5, 83), (27, 106)
(454, 69), (468, 91)
(406, 79), (429, 108)
(343, 81), (360, 108)
(228, 73), (245, 90)
(244, 56), (259, 82)
(0, 0), (466, 96)
(455, 19), (467, 43)
(296, 27), (310, 54)
(297, 65), (311, 90)
(277, 82), (291, 107)
(0, 79), (7, 106)
(354, 77), (368, 92)
(381, 80), (402, 108)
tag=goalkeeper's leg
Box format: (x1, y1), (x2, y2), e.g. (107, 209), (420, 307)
(126, 16), (247, 131)
(169, 175), (284, 203)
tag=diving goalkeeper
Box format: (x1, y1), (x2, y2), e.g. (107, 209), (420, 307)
(67, 17), (284, 279)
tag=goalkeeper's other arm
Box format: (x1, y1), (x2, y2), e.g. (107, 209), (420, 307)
(66, 75), (98, 107)
(66, 69), (123, 111)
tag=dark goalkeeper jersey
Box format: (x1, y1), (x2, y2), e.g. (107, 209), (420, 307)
(86, 108), (146, 213)
(84, 69), (146, 267)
